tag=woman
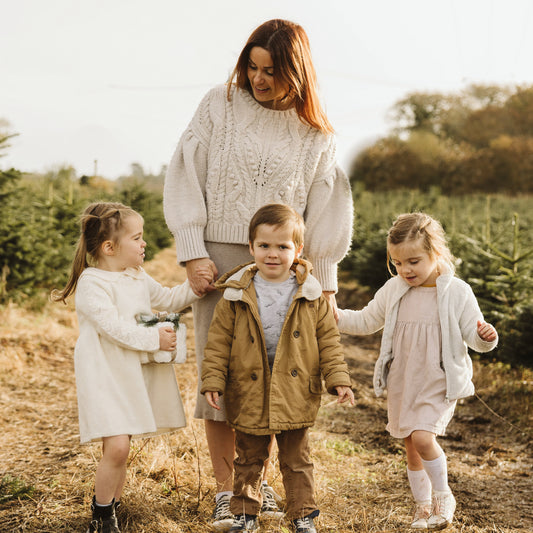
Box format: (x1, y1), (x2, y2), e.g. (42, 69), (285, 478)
(164, 19), (353, 532)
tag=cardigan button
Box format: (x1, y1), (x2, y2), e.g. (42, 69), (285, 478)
(293, 330), (300, 338)
(251, 372), (258, 381)
(291, 369), (298, 377)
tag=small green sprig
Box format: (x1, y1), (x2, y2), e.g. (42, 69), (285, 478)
(136, 312), (181, 330)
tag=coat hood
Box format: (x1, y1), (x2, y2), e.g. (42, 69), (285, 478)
(215, 258), (323, 302)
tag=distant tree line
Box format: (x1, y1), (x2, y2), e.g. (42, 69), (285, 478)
(0, 133), (171, 304)
(350, 84), (533, 194)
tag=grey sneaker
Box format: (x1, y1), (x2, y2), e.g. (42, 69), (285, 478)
(260, 484), (284, 518)
(228, 514), (259, 532)
(428, 490), (456, 530)
(293, 515), (317, 533)
(411, 501), (432, 530)
(211, 494), (234, 531)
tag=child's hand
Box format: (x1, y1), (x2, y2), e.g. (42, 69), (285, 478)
(477, 320), (497, 342)
(205, 391), (221, 410)
(158, 326), (177, 351)
(335, 386), (355, 406)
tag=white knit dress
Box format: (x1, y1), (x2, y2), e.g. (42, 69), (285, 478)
(74, 267), (198, 443)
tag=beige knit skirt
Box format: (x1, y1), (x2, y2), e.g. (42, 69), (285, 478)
(192, 241), (252, 420)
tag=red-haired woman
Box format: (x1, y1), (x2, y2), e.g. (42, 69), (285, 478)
(164, 19), (353, 533)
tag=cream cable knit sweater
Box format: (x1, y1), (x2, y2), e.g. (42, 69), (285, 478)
(164, 85), (353, 291)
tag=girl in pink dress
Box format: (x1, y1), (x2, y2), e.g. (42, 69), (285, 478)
(337, 213), (498, 530)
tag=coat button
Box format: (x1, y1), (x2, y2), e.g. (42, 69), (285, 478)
(250, 336), (254, 343)
(251, 372), (258, 381)
(293, 330), (300, 338)
(291, 369), (298, 377)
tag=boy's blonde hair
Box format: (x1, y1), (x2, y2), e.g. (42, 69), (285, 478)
(249, 203), (305, 248)
(387, 212), (455, 275)
(52, 202), (140, 302)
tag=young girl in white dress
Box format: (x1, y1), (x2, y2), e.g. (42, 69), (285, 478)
(337, 212), (498, 530)
(53, 202), (201, 533)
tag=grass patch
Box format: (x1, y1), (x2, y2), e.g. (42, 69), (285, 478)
(0, 474), (35, 503)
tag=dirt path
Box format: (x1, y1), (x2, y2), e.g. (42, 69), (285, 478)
(0, 254), (531, 532)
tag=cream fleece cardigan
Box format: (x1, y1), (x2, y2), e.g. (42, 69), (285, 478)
(338, 273), (498, 401)
(163, 85), (353, 292)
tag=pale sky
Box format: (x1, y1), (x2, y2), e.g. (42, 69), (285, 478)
(2, 0), (532, 179)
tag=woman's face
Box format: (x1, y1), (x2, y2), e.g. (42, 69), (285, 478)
(247, 46), (291, 109)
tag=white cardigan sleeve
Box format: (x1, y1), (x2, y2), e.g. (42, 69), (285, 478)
(163, 90), (213, 264)
(458, 283), (499, 352)
(337, 283), (388, 335)
(303, 136), (353, 292)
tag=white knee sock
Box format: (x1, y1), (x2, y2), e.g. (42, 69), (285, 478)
(422, 453), (450, 492)
(407, 468), (432, 503)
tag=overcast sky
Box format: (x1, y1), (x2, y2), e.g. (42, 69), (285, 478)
(2, 0), (532, 179)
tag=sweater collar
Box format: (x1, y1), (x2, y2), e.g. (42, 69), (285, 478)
(81, 266), (145, 281)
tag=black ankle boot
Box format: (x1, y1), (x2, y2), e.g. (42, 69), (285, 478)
(87, 496), (121, 533)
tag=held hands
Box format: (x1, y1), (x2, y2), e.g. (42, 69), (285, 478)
(335, 386), (355, 406)
(205, 391), (221, 410)
(186, 258), (219, 297)
(158, 326), (177, 351)
(477, 320), (498, 342)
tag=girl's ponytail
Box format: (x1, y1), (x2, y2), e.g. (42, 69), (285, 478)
(51, 234), (89, 303)
(51, 202), (138, 303)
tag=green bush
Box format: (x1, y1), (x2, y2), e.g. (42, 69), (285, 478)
(0, 170), (171, 304)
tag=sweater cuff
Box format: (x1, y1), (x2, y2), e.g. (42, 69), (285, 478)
(173, 225), (209, 264)
(312, 258), (338, 293)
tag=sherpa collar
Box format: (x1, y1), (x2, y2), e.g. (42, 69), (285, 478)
(216, 258), (323, 302)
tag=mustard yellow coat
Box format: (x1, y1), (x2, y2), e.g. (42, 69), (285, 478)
(201, 259), (352, 435)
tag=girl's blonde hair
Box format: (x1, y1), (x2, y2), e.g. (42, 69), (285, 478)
(52, 202), (140, 303)
(227, 19), (334, 135)
(386, 212), (455, 275)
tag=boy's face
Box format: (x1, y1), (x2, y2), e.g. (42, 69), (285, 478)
(249, 223), (303, 283)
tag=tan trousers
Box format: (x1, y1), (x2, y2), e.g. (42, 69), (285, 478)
(231, 428), (319, 520)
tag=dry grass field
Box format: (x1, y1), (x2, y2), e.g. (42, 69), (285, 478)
(1, 248), (531, 532)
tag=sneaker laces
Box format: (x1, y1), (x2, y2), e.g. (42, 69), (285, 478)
(230, 514), (256, 531)
(213, 495), (232, 520)
(413, 503), (431, 521)
(294, 516), (312, 528)
(233, 514), (246, 527)
(261, 487), (279, 511)
(434, 492), (451, 515)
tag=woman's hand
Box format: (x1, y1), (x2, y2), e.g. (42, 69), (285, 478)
(186, 258), (219, 296)
(323, 291), (339, 322)
(205, 391), (221, 410)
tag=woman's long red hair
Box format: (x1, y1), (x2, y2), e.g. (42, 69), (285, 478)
(227, 19), (334, 135)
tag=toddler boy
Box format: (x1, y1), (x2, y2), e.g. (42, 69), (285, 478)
(202, 203), (354, 533)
